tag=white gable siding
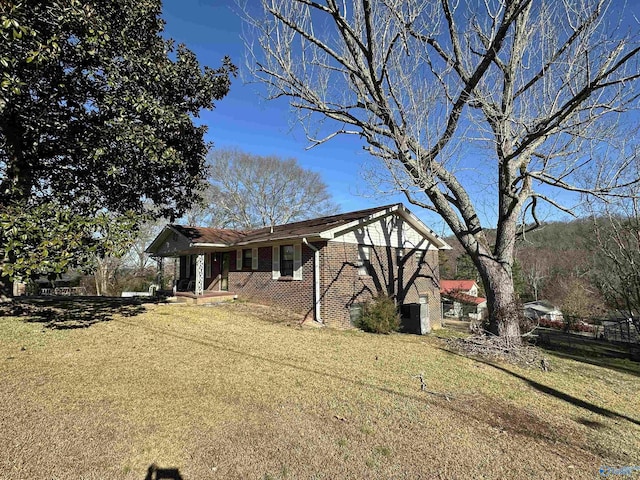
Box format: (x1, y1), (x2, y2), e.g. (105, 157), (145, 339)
(155, 230), (192, 256)
(331, 215), (437, 250)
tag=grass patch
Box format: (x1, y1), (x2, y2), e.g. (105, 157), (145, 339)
(0, 301), (638, 479)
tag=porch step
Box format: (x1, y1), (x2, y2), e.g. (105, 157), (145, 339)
(172, 292), (237, 305)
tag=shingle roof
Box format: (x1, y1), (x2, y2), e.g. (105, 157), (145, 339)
(239, 204), (398, 243)
(147, 203), (451, 255)
(172, 204), (399, 245)
(169, 225), (245, 245)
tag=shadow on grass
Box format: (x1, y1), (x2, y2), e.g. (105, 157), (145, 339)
(575, 417), (607, 430)
(536, 343), (640, 378)
(113, 316), (639, 459)
(0, 296), (156, 329)
(145, 464), (183, 480)
(439, 347), (640, 427)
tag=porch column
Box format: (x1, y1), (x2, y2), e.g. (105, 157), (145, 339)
(195, 253), (205, 296)
(156, 257), (164, 290)
(173, 258), (178, 293)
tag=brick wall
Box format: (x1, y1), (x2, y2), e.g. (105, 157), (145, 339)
(228, 243), (319, 319)
(319, 242), (441, 328)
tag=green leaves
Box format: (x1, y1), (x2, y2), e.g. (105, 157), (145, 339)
(0, 203), (143, 281)
(1, 0), (235, 218)
(0, 0), (235, 279)
(0, 202), (94, 279)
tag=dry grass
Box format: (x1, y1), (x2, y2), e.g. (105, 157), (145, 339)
(1, 300), (639, 479)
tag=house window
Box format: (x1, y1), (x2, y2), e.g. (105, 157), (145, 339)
(415, 250), (425, 263)
(242, 249), (252, 269)
(280, 245), (294, 277)
(272, 244), (301, 280)
(397, 248), (404, 263)
(357, 245), (371, 276)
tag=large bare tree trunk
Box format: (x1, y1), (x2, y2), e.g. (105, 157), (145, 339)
(244, 0), (640, 342)
(477, 258), (521, 344)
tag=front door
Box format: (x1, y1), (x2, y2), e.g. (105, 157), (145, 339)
(221, 252), (230, 291)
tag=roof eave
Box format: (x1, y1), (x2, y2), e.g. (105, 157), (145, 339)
(321, 203), (452, 250)
(191, 242), (231, 248)
(232, 233), (326, 247)
(320, 204), (399, 239)
(395, 205), (452, 250)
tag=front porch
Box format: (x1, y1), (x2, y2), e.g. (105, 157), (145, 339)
(171, 251), (232, 295)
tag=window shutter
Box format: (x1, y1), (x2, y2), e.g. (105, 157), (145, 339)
(252, 247), (259, 270)
(185, 255), (191, 278)
(236, 249), (242, 270)
(293, 243), (302, 280)
(272, 246), (280, 279)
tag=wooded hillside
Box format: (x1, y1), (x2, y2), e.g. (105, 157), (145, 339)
(441, 219), (607, 316)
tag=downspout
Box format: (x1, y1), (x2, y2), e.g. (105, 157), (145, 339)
(303, 238), (322, 324)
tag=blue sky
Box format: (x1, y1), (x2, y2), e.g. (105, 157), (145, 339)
(160, 0), (640, 234)
(161, 0), (450, 232)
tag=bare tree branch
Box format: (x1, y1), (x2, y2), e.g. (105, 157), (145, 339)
(241, 0), (640, 340)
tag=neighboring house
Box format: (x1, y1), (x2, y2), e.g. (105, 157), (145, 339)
(440, 279), (487, 320)
(146, 204), (451, 329)
(523, 300), (564, 322)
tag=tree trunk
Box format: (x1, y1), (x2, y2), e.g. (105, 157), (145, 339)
(477, 256), (522, 346)
(94, 259), (108, 296)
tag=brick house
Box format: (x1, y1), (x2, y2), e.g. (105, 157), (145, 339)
(146, 204), (451, 329)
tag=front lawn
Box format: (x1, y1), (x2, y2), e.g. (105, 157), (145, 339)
(1, 300), (638, 479)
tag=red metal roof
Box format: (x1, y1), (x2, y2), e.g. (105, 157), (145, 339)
(440, 280), (477, 293)
(442, 291), (486, 306)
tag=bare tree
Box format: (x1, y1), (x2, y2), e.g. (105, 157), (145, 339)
(589, 191), (640, 328)
(123, 216), (165, 274)
(90, 212), (137, 296)
(242, 0), (640, 343)
(180, 184), (228, 227)
(203, 148), (339, 228)
(518, 250), (550, 301)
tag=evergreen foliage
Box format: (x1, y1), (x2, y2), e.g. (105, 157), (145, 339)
(0, 0), (235, 280)
(358, 294), (400, 334)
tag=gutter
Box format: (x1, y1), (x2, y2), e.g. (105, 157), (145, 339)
(231, 233), (329, 247)
(303, 238), (322, 324)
